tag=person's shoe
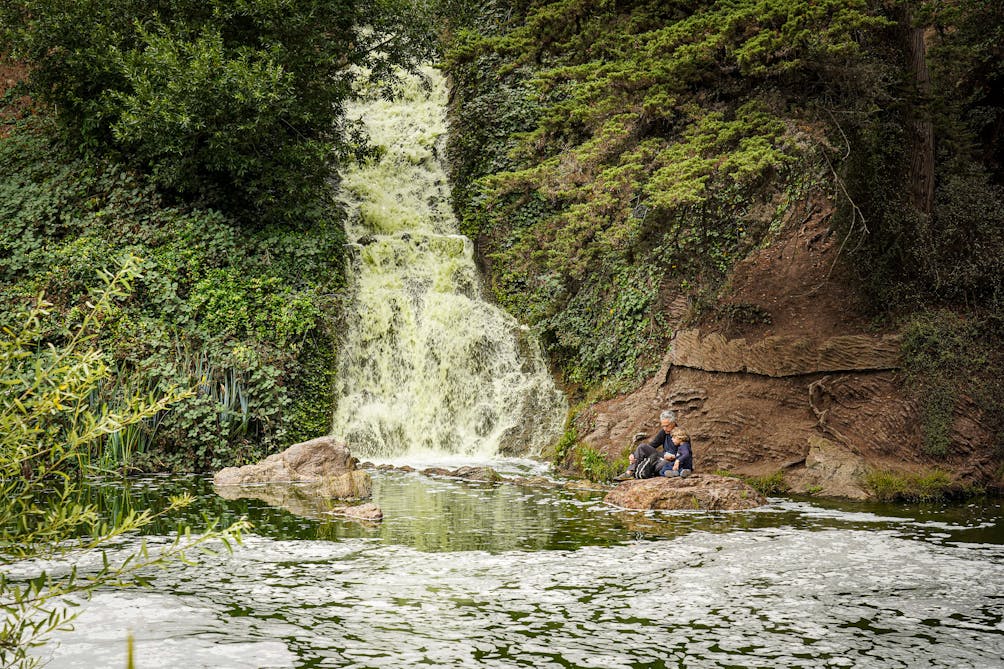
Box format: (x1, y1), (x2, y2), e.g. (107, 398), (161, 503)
(613, 470), (634, 482)
(679, 469), (692, 478)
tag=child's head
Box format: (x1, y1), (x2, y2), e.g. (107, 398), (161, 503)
(670, 427), (689, 444)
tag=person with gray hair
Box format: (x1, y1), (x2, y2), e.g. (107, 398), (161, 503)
(614, 409), (683, 481)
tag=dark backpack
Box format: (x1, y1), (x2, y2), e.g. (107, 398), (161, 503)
(634, 452), (663, 479)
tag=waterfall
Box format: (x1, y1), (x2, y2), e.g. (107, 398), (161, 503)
(331, 67), (567, 460)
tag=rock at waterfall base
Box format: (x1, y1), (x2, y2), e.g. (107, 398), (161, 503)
(419, 466), (504, 482)
(604, 474), (766, 510)
(213, 436), (372, 500)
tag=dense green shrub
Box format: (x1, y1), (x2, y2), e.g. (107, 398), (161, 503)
(0, 121), (344, 471)
(900, 310), (1004, 456)
(838, 0), (1004, 310)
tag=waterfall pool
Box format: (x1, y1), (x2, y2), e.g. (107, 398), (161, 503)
(31, 464), (1004, 668)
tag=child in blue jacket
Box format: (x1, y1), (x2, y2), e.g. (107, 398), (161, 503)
(660, 427), (693, 478)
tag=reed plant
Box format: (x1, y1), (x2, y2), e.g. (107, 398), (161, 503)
(88, 367), (167, 473)
(173, 342), (255, 442)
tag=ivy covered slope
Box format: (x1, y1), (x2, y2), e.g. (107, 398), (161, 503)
(443, 0), (1004, 415)
(0, 0), (432, 471)
(445, 0), (889, 392)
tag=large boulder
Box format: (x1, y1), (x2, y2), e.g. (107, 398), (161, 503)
(213, 436), (372, 500)
(214, 435), (355, 484)
(604, 474), (766, 511)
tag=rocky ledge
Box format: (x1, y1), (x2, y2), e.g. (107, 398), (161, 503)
(214, 435), (373, 501)
(604, 474), (766, 511)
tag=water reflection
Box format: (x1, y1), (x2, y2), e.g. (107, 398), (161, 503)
(35, 472), (1004, 669)
(73, 472), (1004, 550)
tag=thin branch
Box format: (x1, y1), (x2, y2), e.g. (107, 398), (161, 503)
(791, 138), (869, 299)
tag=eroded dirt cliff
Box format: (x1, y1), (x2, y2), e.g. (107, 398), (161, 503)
(573, 198), (1000, 498)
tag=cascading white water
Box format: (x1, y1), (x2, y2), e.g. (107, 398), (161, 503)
(331, 67), (566, 459)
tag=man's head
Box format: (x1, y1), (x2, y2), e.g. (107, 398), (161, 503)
(659, 409), (677, 432)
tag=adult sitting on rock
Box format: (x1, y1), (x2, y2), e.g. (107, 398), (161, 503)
(615, 410), (682, 481)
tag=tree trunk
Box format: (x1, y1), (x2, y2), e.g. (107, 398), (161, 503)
(908, 24), (935, 217)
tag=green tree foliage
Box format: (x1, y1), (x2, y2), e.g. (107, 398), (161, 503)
(0, 257), (248, 668)
(445, 0), (889, 391)
(845, 0), (1004, 307)
(446, 0), (1004, 398)
(0, 0), (435, 224)
(445, 0), (1004, 459)
(917, 0), (1004, 174)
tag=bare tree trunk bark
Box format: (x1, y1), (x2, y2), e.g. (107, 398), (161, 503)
(908, 24), (935, 217)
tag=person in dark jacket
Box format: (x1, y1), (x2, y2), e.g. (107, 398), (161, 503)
(660, 427), (693, 478)
(614, 410), (679, 480)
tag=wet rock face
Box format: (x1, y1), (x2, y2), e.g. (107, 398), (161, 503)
(214, 436), (371, 500)
(571, 202), (1000, 498)
(578, 341), (998, 499)
(604, 474), (766, 511)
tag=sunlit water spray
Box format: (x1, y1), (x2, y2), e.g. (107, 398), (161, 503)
(332, 67), (566, 460)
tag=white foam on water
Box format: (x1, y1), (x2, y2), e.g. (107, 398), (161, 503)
(32, 480), (1004, 669)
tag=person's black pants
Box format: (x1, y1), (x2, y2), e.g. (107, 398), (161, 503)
(629, 443), (662, 470)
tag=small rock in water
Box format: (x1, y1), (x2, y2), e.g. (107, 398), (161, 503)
(451, 466), (504, 482)
(511, 476), (558, 488)
(329, 502), (383, 522)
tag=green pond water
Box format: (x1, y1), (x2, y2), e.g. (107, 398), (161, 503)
(27, 460), (1004, 668)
